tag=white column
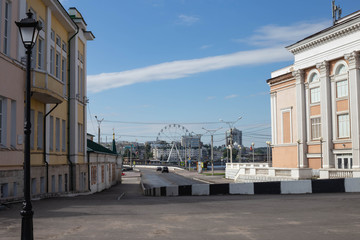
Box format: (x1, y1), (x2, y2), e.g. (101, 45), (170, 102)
(270, 92), (277, 144)
(345, 52), (360, 169)
(317, 61), (334, 168)
(293, 70), (307, 168)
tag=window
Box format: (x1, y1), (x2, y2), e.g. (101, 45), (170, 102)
(13, 182), (17, 197)
(58, 175), (62, 192)
(10, 101), (16, 147)
(50, 47), (54, 75)
(0, 98), (7, 146)
(61, 58), (66, 83)
(40, 177), (45, 194)
(31, 178), (36, 195)
(310, 87), (320, 104)
(56, 118), (60, 151)
(38, 38), (44, 69)
(1, 183), (8, 198)
(311, 117), (321, 140)
(336, 80), (348, 98)
(4, 1), (11, 55)
(30, 110), (34, 149)
(337, 155), (353, 169)
(101, 165), (105, 183)
(50, 29), (55, 41)
(79, 67), (83, 98)
(62, 41), (67, 52)
(336, 64), (347, 75)
(338, 114), (350, 138)
(309, 73), (319, 83)
(55, 53), (60, 78)
(51, 175), (55, 192)
(62, 119), (66, 151)
(91, 166), (97, 185)
(56, 35), (61, 47)
(64, 174), (68, 192)
(281, 109), (292, 144)
(37, 112), (43, 150)
(49, 116), (54, 151)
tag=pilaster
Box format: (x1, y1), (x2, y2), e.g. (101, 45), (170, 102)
(316, 61), (334, 168)
(345, 51), (360, 168)
(293, 70), (307, 168)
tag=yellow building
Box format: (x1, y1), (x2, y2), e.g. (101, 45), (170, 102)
(0, 0), (94, 201)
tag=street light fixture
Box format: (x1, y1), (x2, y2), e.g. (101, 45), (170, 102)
(16, 10), (42, 240)
(220, 117), (242, 164)
(266, 141), (271, 165)
(203, 127), (222, 175)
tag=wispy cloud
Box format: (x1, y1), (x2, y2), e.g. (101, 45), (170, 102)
(88, 47), (291, 93)
(206, 96), (216, 100)
(88, 20), (329, 93)
(177, 14), (199, 25)
(200, 44), (212, 50)
(234, 20), (331, 47)
(225, 94), (238, 99)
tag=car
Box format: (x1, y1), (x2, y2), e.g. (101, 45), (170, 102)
(122, 166), (133, 171)
(156, 167), (162, 171)
(162, 166), (169, 173)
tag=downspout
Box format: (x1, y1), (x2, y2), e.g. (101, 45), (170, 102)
(87, 150), (91, 191)
(43, 103), (59, 193)
(67, 23), (79, 192)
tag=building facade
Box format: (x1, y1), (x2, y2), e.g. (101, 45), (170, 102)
(225, 128), (242, 146)
(268, 10), (360, 175)
(0, 0), (94, 202)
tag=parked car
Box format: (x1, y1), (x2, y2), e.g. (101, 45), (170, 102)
(162, 166), (169, 173)
(122, 166), (133, 171)
(156, 167), (162, 171)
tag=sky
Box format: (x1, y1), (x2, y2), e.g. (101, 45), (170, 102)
(60, 0), (360, 147)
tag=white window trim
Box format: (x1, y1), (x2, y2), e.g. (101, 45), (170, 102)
(333, 60), (349, 76)
(280, 107), (293, 144)
(310, 116), (322, 141)
(337, 112), (350, 139)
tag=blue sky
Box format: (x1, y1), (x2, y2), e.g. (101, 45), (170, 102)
(61, 0), (360, 147)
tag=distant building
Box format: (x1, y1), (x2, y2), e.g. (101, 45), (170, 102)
(181, 135), (201, 148)
(225, 128), (242, 146)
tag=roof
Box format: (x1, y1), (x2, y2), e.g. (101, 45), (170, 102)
(87, 139), (117, 155)
(286, 10), (360, 53)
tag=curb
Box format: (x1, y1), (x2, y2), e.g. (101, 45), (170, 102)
(142, 178), (360, 197)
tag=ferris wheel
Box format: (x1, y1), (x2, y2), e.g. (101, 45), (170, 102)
(156, 124), (190, 163)
(157, 124), (190, 143)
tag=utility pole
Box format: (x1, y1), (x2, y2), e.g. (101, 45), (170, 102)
(203, 127), (222, 175)
(95, 116), (104, 144)
(220, 117), (242, 164)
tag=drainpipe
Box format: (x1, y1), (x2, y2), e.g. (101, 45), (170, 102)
(43, 103), (59, 193)
(67, 23), (79, 192)
(87, 151), (91, 191)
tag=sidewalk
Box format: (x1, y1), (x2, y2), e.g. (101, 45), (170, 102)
(172, 168), (233, 184)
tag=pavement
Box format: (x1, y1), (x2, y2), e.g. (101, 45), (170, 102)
(171, 168), (233, 184)
(1, 172), (360, 239)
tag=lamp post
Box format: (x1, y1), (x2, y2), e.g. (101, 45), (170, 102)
(203, 127), (222, 176)
(16, 10), (42, 240)
(266, 141), (271, 165)
(220, 117), (242, 164)
(251, 142), (255, 163)
(95, 116), (104, 144)
(320, 137), (323, 169)
(238, 145), (242, 163)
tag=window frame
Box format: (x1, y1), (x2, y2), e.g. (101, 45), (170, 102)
(310, 117), (321, 140)
(338, 113), (350, 138)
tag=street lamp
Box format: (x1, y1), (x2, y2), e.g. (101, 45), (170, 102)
(16, 10), (42, 240)
(266, 141), (271, 165)
(251, 142), (255, 163)
(203, 127), (222, 176)
(220, 117), (242, 164)
(95, 116), (104, 144)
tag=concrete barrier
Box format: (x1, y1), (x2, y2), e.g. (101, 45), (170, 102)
(142, 178), (360, 197)
(192, 184), (209, 196)
(281, 180), (312, 194)
(229, 183), (254, 195)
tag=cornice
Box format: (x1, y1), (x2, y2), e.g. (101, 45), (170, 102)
(287, 22), (360, 55)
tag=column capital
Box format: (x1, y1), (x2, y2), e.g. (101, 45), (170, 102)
(316, 61), (330, 76)
(344, 51), (360, 69)
(292, 69), (304, 84)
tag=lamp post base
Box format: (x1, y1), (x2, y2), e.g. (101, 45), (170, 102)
(21, 201), (34, 240)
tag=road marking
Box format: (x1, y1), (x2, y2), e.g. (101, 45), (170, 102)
(117, 193), (125, 200)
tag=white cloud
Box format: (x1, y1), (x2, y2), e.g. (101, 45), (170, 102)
(200, 44), (212, 50)
(177, 14), (199, 25)
(234, 20), (331, 47)
(225, 94), (238, 99)
(206, 96), (216, 100)
(88, 47), (292, 93)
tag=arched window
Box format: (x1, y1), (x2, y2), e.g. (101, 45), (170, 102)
(336, 64), (346, 75)
(309, 72), (319, 83)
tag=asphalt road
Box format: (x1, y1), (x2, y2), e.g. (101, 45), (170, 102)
(1, 174), (360, 240)
(140, 167), (203, 188)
